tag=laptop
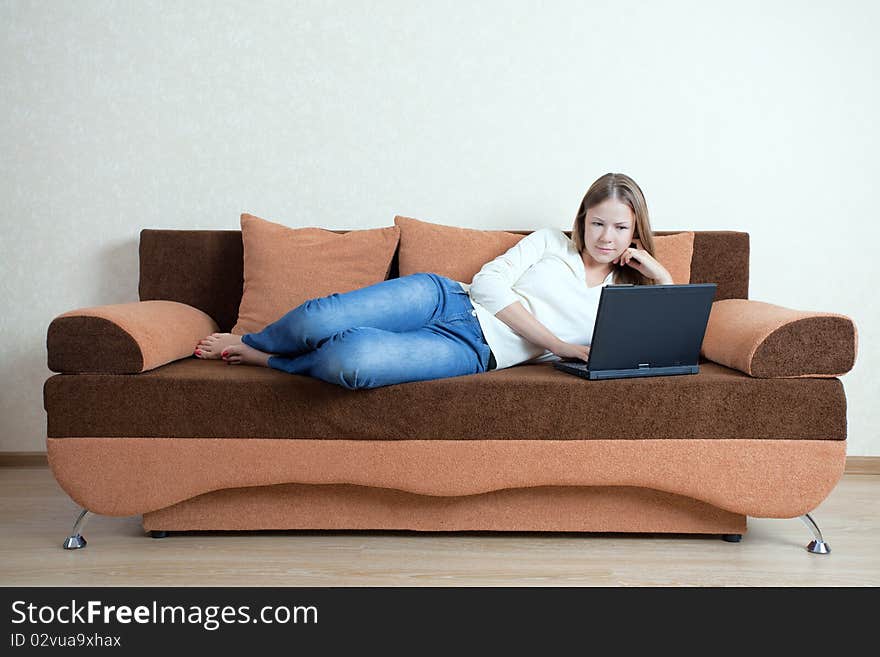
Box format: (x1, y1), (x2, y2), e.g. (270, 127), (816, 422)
(553, 283), (717, 380)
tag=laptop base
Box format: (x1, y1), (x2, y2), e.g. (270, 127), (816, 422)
(553, 361), (699, 380)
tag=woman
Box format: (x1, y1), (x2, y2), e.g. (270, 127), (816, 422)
(194, 172), (673, 389)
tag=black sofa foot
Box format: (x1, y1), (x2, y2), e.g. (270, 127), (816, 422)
(721, 533), (742, 543)
(150, 530), (169, 539)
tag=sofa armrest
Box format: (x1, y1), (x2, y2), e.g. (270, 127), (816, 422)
(47, 301), (219, 374)
(700, 299), (857, 378)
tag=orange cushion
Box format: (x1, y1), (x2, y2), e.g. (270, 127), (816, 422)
(48, 301), (219, 373)
(651, 231), (694, 284)
(232, 213), (400, 335)
(396, 215), (694, 284)
(394, 215), (526, 282)
(700, 299), (858, 377)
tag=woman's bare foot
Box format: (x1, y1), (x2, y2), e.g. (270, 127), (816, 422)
(221, 342), (272, 367)
(195, 333), (242, 359)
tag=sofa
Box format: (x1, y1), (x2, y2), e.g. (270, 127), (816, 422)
(43, 215), (858, 554)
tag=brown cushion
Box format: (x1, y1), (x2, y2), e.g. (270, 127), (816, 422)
(394, 215), (525, 282)
(232, 213), (400, 335)
(396, 215), (695, 284)
(47, 301), (219, 374)
(700, 299), (858, 377)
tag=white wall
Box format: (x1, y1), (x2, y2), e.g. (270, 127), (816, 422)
(2, 0), (877, 454)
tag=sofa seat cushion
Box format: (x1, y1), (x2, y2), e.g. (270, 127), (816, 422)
(44, 359), (846, 441)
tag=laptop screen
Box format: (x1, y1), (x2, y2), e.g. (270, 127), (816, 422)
(587, 284), (716, 371)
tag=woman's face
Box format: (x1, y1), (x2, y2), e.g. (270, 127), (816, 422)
(583, 198), (636, 266)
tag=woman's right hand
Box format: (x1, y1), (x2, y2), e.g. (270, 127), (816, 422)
(551, 341), (591, 362)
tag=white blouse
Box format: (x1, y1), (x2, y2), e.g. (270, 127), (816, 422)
(457, 228), (614, 370)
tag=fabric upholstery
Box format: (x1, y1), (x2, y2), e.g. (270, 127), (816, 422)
(44, 359), (846, 441)
(701, 299), (858, 377)
(47, 301), (218, 374)
(680, 230), (749, 300)
(47, 436), (845, 518)
(142, 483), (747, 534)
(139, 228), (244, 335)
(231, 213), (400, 335)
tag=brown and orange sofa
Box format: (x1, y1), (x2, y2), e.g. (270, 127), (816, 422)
(43, 214), (858, 553)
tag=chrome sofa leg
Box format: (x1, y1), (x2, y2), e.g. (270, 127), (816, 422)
(800, 513), (831, 554)
(63, 508), (90, 550)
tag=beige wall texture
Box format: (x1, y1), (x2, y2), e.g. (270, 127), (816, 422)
(2, 1), (877, 454)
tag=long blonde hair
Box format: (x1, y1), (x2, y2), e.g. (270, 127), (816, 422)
(571, 172), (657, 286)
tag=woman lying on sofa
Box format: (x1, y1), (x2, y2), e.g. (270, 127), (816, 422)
(194, 172), (674, 389)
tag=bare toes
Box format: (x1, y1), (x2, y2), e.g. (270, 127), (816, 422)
(195, 335), (227, 359)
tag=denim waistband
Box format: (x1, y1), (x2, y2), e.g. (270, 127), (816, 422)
(464, 295), (496, 370)
(436, 274), (496, 372)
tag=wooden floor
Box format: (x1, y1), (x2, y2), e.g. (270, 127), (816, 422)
(1, 466), (877, 586)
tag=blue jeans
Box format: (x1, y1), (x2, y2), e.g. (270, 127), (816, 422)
(241, 272), (495, 390)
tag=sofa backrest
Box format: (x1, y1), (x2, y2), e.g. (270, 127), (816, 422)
(139, 229), (749, 333)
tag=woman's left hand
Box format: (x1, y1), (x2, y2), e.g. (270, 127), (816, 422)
(613, 238), (673, 284)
